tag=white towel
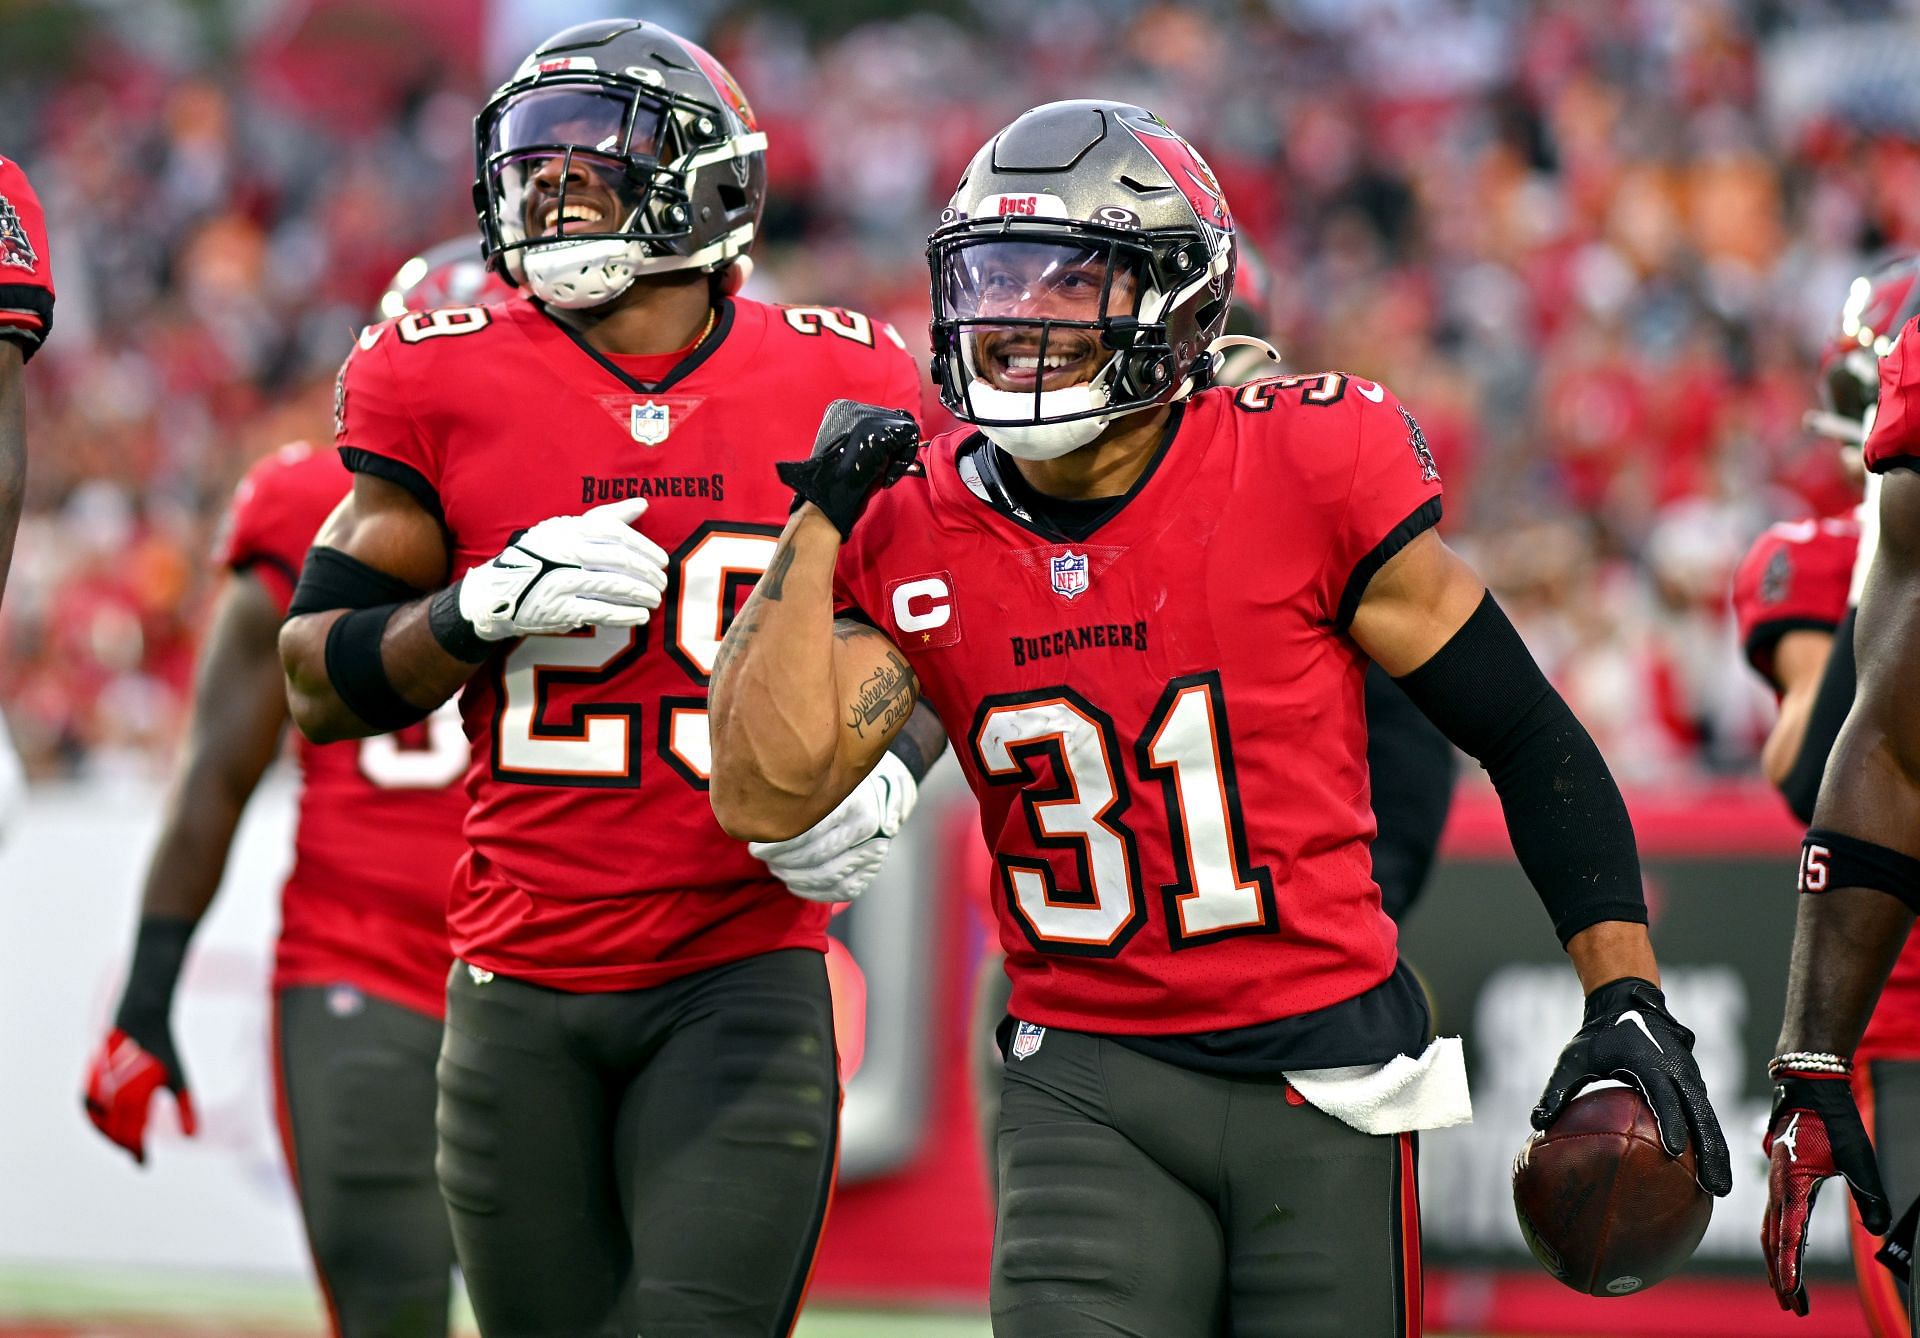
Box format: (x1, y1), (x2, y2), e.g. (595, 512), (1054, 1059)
(1283, 1035), (1473, 1135)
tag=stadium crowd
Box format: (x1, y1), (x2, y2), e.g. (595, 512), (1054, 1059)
(0, 0), (1909, 782)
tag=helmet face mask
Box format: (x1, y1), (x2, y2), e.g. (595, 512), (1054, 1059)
(473, 21), (767, 310)
(928, 101), (1235, 457)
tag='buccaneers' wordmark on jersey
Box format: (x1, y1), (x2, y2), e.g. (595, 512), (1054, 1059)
(834, 374), (1442, 1037)
(335, 294), (921, 990)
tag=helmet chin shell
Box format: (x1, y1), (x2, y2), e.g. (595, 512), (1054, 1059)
(518, 237), (651, 308)
(971, 380), (1116, 458)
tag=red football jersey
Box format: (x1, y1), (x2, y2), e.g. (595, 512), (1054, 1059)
(218, 442), (468, 1018)
(335, 294), (921, 990)
(835, 375), (1445, 1035)
(1865, 317), (1920, 474)
(1730, 516), (1859, 688)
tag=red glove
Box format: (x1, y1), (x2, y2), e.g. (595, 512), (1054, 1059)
(82, 1028), (197, 1165)
(0, 155), (53, 360)
(1762, 1068), (1890, 1314)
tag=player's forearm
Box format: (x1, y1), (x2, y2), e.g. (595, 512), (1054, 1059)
(0, 343), (25, 608)
(709, 507), (850, 840)
(137, 770), (254, 923)
(280, 597), (477, 743)
(1566, 921), (1661, 994)
(1760, 690), (1814, 791)
(1777, 890), (1911, 1056)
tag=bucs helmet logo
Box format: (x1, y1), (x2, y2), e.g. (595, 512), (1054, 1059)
(1120, 112), (1232, 235)
(0, 194), (37, 273)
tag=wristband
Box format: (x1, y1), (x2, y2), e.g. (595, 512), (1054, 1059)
(428, 582), (491, 663)
(324, 604), (431, 730)
(1769, 1051), (1851, 1078)
(1799, 828), (1920, 913)
(114, 916), (194, 1034)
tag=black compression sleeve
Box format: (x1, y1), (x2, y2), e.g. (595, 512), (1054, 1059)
(1393, 592), (1646, 944)
(1779, 606), (1857, 824)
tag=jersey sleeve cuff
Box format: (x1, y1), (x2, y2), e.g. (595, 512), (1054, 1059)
(1870, 454), (1920, 475)
(340, 448), (445, 525)
(1742, 616), (1840, 680)
(1335, 496), (1444, 631)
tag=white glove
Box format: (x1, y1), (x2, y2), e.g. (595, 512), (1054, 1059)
(457, 497), (668, 640)
(751, 751), (918, 903)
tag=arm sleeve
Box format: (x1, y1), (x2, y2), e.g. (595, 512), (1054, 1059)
(333, 326), (444, 521)
(1319, 384), (1446, 629)
(1394, 592), (1647, 944)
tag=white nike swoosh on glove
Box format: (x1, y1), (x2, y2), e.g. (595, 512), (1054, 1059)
(1615, 1010), (1663, 1052)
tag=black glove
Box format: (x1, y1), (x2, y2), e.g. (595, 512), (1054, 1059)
(1764, 1070), (1891, 1314)
(777, 400), (920, 538)
(1533, 976), (1733, 1196)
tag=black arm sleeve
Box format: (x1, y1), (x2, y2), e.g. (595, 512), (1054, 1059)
(1392, 592), (1647, 945)
(1779, 605), (1857, 825)
(1363, 662), (1458, 922)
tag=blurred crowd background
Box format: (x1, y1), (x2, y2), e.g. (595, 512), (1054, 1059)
(3, 0), (1918, 783)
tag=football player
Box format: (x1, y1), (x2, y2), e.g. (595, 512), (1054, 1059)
(966, 241), (1459, 1196)
(0, 152), (53, 605)
(80, 245), (508, 1338)
(708, 100), (1730, 1336)
(277, 21), (935, 1336)
(1761, 260), (1920, 1330)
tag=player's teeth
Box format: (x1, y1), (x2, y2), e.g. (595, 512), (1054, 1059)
(1006, 354), (1075, 371)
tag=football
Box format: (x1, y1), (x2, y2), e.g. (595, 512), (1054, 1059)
(1512, 1084), (1713, 1296)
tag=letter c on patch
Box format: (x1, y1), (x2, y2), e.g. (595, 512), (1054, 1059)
(892, 577), (951, 633)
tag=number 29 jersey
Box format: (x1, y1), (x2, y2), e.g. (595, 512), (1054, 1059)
(336, 294), (921, 991)
(834, 376), (1445, 1036)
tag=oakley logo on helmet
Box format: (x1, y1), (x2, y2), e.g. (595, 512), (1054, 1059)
(1094, 205), (1141, 228)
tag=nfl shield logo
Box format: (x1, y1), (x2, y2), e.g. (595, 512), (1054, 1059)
(630, 400), (671, 445)
(1011, 1021), (1046, 1060)
(1049, 550), (1089, 600)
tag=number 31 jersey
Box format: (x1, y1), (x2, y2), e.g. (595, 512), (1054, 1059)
(219, 442), (468, 1018)
(336, 294), (921, 991)
(834, 376), (1444, 1036)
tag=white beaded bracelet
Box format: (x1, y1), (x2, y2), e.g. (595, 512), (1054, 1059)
(1768, 1051), (1852, 1078)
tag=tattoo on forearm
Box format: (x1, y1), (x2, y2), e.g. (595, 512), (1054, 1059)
(760, 543), (797, 602)
(847, 650), (917, 739)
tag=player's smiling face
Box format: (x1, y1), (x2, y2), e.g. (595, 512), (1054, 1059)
(520, 148), (627, 239)
(951, 241), (1139, 393)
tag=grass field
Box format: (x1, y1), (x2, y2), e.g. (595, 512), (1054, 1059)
(0, 1267), (1506, 1337)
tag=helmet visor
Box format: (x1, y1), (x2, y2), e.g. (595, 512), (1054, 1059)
(486, 86), (666, 163)
(940, 239), (1143, 395)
